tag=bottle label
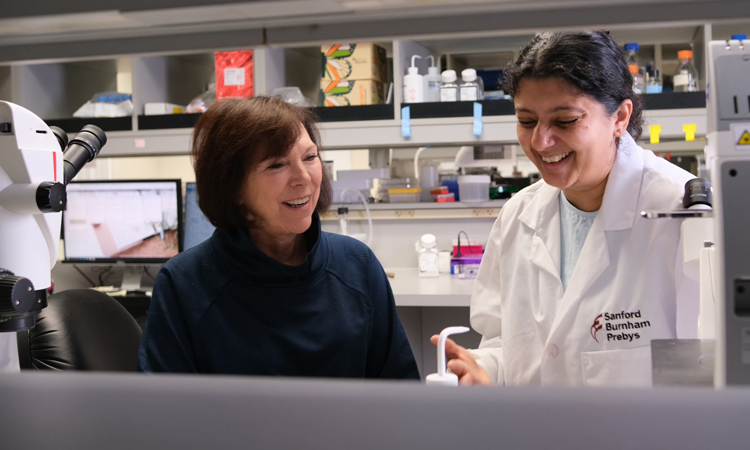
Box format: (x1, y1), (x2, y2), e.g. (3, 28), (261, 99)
(419, 252), (439, 274)
(440, 88), (457, 102)
(673, 73), (689, 87)
(460, 86), (478, 101)
(428, 81), (441, 90)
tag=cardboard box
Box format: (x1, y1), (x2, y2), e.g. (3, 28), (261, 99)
(321, 43), (387, 83)
(320, 79), (385, 107)
(215, 50), (254, 100)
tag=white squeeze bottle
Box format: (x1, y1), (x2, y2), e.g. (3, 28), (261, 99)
(423, 55), (442, 103)
(403, 55), (424, 103)
(426, 326), (470, 386)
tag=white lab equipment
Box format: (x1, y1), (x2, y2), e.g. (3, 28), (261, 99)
(423, 55), (442, 103)
(460, 69), (483, 101)
(457, 175), (490, 202)
(706, 39), (750, 387)
(403, 55), (424, 103)
(337, 188), (373, 246)
(415, 234), (439, 278)
(0, 101), (104, 370)
(331, 178), (372, 204)
(440, 70), (459, 102)
(419, 165), (439, 202)
(426, 326), (470, 386)
(453, 145), (517, 175)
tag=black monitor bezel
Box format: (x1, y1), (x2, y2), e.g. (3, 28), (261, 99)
(182, 181), (216, 252)
(62, 179), (183, 264)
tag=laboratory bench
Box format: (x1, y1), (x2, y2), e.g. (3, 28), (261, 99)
(387, 268), (473, 307)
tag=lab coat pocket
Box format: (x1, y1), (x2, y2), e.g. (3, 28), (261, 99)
(580, 346), (652, 387)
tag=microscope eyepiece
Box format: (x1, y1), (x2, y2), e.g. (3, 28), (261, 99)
(49, 126), (68, 151)
(62, 125), (106, 185)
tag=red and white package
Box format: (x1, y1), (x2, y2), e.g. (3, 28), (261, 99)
(215, 50), (254, 100)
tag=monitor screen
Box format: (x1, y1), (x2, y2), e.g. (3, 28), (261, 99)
(184, 182), (216, 251)
(63, 180), (182, 263)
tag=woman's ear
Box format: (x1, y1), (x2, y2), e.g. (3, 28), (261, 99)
(614, 99), (633, 138)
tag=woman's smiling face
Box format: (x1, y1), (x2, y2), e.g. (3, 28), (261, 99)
(514, 77), (620, 193)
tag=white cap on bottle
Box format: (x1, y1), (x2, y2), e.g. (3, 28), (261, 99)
(462, 68), (477, 82)
(441, 70), (457, 83)
(425, 326), (470, 386)
(420, 233), (437, 249)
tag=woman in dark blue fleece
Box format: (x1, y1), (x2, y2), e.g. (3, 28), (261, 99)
(138, 97), (420, 379)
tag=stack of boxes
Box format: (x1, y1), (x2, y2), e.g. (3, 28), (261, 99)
(320, 43), (387, 107)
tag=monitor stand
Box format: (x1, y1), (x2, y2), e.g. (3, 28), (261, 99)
(119, 266), (144, 292)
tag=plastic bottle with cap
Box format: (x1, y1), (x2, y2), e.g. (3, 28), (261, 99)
(415, 233), (439, 277)
(629, 65), (646, 94)
(426, 326), (470, 386)
(423, 55), (442, 103)
(440, 70), (460, 102)
(403, 55), (424, 103)
(459, 68), (483, 101)
(674, 50), (699, 92)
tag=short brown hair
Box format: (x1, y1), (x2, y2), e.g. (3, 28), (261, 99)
(192, 96), (332, 229)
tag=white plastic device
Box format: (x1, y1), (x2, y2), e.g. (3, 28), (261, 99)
(426, 326), (470, 386)
(423, 55), (442, 103)
(403, 55), (424, 103)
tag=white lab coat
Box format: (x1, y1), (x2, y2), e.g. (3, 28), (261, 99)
(469, 133), (698, 387)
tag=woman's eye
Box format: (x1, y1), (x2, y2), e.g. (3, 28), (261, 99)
(267, 163), (283, 170)
(556, 118), (579, 127)
(518, 120), (537, 128)
(305, 154), (318, 161)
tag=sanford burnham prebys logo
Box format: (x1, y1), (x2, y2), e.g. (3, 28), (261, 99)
(590, 310), (651, 343)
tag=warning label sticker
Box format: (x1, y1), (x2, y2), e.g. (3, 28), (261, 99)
(738, 131), (750, 145)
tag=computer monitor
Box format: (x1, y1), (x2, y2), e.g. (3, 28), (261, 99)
(184, 182), (216, 251)
(63, 180), (182, 267)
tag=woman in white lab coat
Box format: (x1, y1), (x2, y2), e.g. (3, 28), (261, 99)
(433, 30), (698, 387)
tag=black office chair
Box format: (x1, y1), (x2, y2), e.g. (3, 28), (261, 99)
(17, 289), (143, 371)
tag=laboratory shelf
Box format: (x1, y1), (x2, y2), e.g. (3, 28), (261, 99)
(403, 100), (515, 119)
(332, 199), (508, 211)
(138, 114), (202, 130)
(322, 200), (506, 221)
(312, 104), (394, 122)
(643, 92), (706, 110)
(402, 92), (706, 121)
(46, 117), (133, 134)
(99, 104), (706, 156)
(386, 268), (473, 307)
(134, 105), (395, 132)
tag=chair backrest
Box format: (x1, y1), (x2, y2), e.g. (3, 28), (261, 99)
(18, 289), (143, 371)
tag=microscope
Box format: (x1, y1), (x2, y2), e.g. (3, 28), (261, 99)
(0, 101), (104, 348)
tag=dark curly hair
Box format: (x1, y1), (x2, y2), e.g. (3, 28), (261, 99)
(504, 30), (644, 142)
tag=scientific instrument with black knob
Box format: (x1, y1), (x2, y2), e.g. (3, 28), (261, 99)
(0, 101), (105, 369)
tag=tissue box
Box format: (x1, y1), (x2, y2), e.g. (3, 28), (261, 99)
(215, 50), (254, 100)
(321, 79), (385, 107)
(321, 43), (387, 83)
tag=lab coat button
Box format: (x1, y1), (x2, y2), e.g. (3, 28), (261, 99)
(547, 344), (559, 358)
